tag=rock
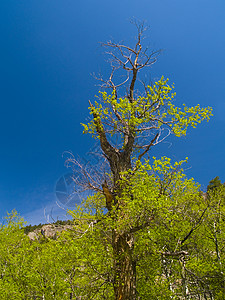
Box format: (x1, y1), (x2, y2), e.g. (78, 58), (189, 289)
(27, 224), (73, 240)
(27, 231), (38, 241)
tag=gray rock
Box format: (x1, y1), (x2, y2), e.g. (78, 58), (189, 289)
(27, 224), (73, 240)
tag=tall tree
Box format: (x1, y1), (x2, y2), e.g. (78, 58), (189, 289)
(71, 23), (212, 299)
(207, 176), (224, 194)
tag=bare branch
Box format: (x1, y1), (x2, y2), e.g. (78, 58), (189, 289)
(101, 28), (161, 105)
(181, 205), (209, 245)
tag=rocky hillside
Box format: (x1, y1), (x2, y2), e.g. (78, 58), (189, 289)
(24, 220), (74, 240)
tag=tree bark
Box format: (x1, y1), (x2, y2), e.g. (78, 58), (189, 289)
(112, 231), (137, 300)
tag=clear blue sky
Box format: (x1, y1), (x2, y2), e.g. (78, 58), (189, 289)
(0, 0), (225, 225)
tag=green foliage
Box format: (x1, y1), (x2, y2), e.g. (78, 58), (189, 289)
(1, 176), (225, 298)
(67, 158), (209, 298)
(82, 77), (212, 141)
(207, 176), (224, 194)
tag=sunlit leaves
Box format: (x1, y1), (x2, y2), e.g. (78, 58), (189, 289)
(82, 76), (212, 143)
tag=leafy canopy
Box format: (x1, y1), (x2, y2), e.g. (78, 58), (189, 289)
(82, 77), (212, 145)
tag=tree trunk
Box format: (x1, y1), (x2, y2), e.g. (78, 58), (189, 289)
(112, 231), (137, 300)
(91, 99), (137, 298)
(109, 153), (136, 299)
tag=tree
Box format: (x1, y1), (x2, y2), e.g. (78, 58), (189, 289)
(0, 210), (28, 299)
(207, 176), (224, 195)
(0, 24), (214, 300)
(70, 22), (213, 300)
(0, 211), (88, 299)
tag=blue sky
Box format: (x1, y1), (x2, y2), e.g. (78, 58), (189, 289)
(0, 0), (225, 225)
